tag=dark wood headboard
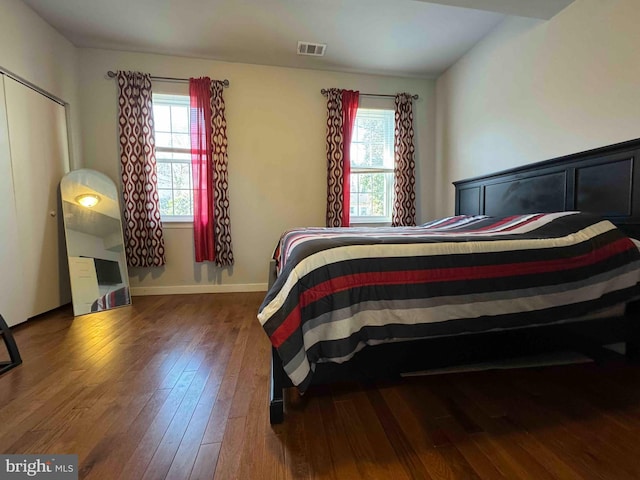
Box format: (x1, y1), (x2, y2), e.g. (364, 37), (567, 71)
(454, 138), (640, 237)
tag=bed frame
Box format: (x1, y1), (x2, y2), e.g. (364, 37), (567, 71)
(453, 138), (640, 237)
(268, 137), (640, 424)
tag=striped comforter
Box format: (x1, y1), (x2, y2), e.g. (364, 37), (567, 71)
(91, 286), (130, 312)
(258, 212), (640, 392)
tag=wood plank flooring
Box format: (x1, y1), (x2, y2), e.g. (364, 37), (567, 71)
(2, 292), (640, 479)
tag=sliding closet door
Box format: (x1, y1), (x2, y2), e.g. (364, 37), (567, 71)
(4, 76), (71, 318)
(0, 75), (26, 326)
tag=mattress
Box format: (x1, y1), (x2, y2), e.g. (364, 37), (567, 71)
(258, 212), (640, 392)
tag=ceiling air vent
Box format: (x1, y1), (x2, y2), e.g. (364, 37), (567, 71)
(297, 41), (326, 57)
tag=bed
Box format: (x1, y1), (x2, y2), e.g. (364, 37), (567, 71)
(259, 137), (640, 424)
(90, 286), (131, 313)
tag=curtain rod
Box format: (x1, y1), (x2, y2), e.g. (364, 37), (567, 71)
(320, 88), (418, 100)
(107, 71), (230, 87)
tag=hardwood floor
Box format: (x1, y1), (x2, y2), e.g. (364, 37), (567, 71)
(2, 292), (640, 479)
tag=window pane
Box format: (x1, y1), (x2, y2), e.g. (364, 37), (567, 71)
(172, 133), (190, 149)
(370, 173), (386, 215)
(153, 105), (171, 132)
(156, 161), (172, 189)
(156, 132), (172, 149)
(350, 171), (392, 219)
(368, 119), (384, 142)
(370, 143), (385, 167)
(158, 189), (173, 216)
(174, 190), (192, 216)
(351, 143), (367, 168)
(172, 162), (191, 189)
(350, 174), (358, 192)
(351, 109), (394, 169)
(171, 105), (189, 133)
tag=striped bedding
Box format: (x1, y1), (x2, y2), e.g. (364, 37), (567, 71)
(258, 212), (640, 392)
(91, 286), (130, 312)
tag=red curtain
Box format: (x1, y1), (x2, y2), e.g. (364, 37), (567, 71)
(341, 90), (359, 226)
(190, 77), (215, 262)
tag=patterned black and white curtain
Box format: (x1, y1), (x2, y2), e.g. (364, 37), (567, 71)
(116, 71), (166, 267)
(392, 93), (416, 227)
(210, 80), (234, 266)
(325, 88), (359, 227)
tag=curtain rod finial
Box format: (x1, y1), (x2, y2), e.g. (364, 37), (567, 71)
(107, 70), (116, 78)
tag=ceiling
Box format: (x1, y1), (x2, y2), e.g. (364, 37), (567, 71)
(23, 0), (574, 78)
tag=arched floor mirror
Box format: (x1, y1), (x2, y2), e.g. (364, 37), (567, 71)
(60, 169), (131, 316)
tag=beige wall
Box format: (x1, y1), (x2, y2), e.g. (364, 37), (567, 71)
(435, 0), (640, 217)
(78, 49), (435, 293)
(0, 0), (82, 168)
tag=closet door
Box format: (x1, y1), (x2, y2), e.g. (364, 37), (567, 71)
(4, 76), (70, 319)
(0, 75), (26, 326)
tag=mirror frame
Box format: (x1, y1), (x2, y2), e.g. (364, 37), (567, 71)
(60, 169), (131, 316)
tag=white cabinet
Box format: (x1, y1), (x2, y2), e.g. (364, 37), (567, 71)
(0, 74), (71, 326)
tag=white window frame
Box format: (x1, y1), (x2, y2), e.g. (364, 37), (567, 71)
(153, 93), (193, 222)
(349, 169), (394, 224)
(349, 108), (395, 225)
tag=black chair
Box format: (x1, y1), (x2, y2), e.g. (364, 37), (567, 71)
(0, 314), (22, 375)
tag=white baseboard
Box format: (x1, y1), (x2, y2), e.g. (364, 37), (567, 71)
(130, 283), (268, 296)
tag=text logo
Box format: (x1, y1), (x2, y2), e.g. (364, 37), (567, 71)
(0, 455), (77, 480)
